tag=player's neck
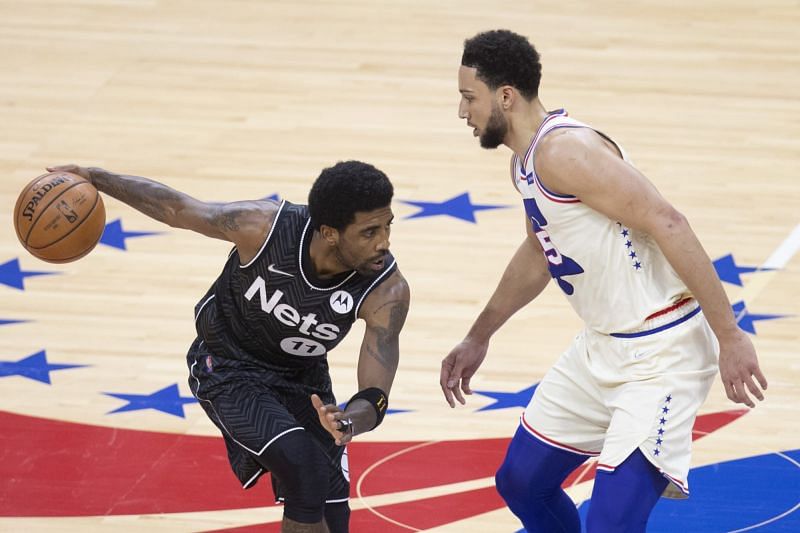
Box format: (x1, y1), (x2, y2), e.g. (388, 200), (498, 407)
(505, 98), (549, 158)
(308, 231), (351, 279)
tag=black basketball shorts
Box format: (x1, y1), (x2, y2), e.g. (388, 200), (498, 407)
(186, 337), (350, 503)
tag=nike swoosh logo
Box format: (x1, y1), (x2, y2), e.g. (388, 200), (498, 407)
(268, 264), (294, 278)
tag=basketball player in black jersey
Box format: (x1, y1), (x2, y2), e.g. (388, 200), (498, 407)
(47, 161), (410, 533)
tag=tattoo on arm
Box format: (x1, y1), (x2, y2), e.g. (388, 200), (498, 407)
(366, 299), (408, 372)
(88, 168), (184, 224)
(86, 168), (273, 245)
(211, 205), (252, 233)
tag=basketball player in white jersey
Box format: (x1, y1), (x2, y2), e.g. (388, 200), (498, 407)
(440, 30), (768, 532)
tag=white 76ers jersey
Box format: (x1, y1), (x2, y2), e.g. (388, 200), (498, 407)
(513, 110), (691, 334)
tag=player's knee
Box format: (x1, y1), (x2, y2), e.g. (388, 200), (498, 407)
(496, 428), (579, 505)
(495, 460), (513, 504)
(262, 430), (329, 523)
(495, 452), (529, 506)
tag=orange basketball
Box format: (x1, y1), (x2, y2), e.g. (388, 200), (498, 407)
(13, 171), (106, 263)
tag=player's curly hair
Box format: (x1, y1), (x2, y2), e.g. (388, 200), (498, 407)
(308, 160), (393, 231)
(461, 29), (541, 100)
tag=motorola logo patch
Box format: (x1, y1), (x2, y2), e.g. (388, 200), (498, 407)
(330, 290), (353, 314)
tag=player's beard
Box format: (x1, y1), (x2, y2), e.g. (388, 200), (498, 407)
(479, 103), (508, 149)
(335, 247), (381, 277)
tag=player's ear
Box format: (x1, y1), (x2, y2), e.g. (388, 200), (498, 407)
(499, 85), (514, 110)
(319, 224), (340, 246)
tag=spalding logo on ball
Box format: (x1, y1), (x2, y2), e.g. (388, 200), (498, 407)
(13, 171), (106, 263)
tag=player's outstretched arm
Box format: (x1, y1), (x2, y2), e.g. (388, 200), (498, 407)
(440, 219), (551, 408)
(46, 164), (277, 263)
(534, 128), (767, 408)
(313, 269), (409, 445)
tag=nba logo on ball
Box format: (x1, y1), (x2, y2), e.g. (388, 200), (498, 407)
(330, 291), (353, 314)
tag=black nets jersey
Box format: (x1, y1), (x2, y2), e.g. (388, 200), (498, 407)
(192, 201), (397, 386)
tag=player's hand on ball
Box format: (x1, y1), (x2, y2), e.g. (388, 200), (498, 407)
(46, 164), (93, 183)
(311, 394), (353, 446)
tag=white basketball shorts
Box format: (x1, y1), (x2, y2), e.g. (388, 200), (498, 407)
(522, 301), (718, 498)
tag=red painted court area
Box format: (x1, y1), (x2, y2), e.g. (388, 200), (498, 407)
(0, 409), (745, 530)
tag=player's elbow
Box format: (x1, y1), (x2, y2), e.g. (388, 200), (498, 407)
(655, 206), (690, 237)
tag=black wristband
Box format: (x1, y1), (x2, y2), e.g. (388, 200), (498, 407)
(345, 387), (388, 430)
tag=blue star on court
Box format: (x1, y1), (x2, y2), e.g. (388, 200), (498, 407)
(473, 383), (539, 411)
(0, 318), (27, 326)
(99, 218), (162, 250)
(0, 258), (59, 290)
(262, 193), (280, 201)
(732, 301), (788, 335)
(713, 254), (773, 286)
(103, 383), (198, 418)
(400, 192), (511, 223)
(0, 350), (86, 384)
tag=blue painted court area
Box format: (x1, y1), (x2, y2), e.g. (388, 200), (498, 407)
(517, 449), (800, 532)
(643, 449), (800, 532)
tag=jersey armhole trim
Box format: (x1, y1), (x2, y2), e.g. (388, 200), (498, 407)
(354, 259), (398, 318)
(532, 124), (585, 203)
(595, 129), (628, 161)
(510, 154), (520, 189)
(194, 294), (216, 323)
(239, 200), (287, 269)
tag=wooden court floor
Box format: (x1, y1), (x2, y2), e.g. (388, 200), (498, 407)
(1, 1), (798, 531)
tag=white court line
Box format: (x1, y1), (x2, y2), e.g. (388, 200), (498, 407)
(763, 224), (800, 269)
(726, 451), (800, 532)
(734, 223), (800, 320)
(724, 225), (800, 532)
(355, 440), (439, 532)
